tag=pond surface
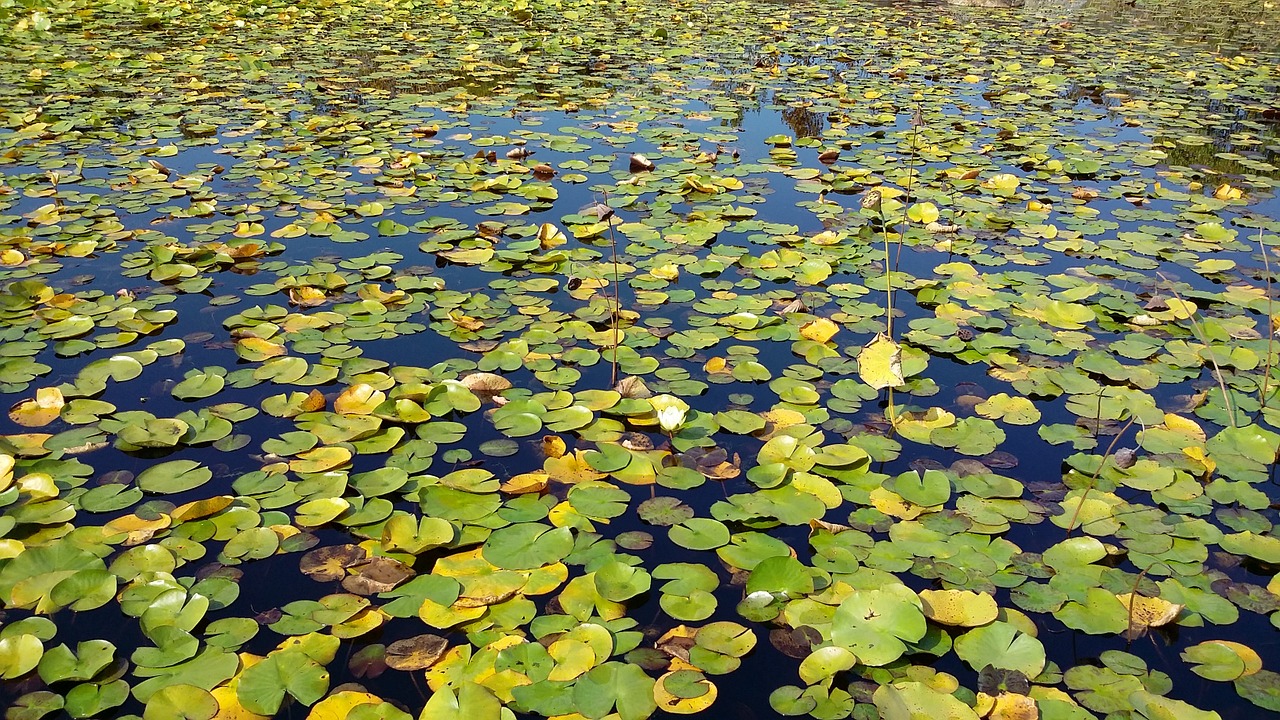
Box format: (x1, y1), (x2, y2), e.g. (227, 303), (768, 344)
(0, 0), (1278, 719)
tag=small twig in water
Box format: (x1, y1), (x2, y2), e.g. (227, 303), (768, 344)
(1065, 417), (1136, 537)
(1158, 272), (1237, 428)
(894, 100), (924, 274)
(1122, 562), (1168, 646)
(870, 194), (897, 424)
(867, 197), (895, 340)
(1256, 228), (1275, 417)
(601, 191), (623, 386)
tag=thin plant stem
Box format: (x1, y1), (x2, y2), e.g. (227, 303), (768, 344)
(1158, 272), (1237, 428)
(409, 669), (426, 701)
(894, 100), (923, 274)
(1122, 562), (1167, 646)
(602, 191), (622, 386)
(877, 206), (894, 340)
(1065, 417), (1136, 537)
(1256, 227), (1275, 416)
(1094, 389), (1103, 440)
(1123, 567), (1149, 645)
(875, 203), (896, 424)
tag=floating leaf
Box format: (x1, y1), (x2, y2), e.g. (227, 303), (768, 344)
(1182, 640), (1263, 682)
(236, 649), (331, 715)
(798, 646), (857, 686)
(919, 589), (999, 628)
(0, 633), (43, 679)
(384, 634), (448, 671)
(858, 333), (904, 390)
(300, 545), (367, 583)
(172, 369), (226, 401)
(873, 681), (980, 720)
(831, 584), (926, 666)
(136, 460), (213, 495)
(1220, 532), (1280, 563)
(37, 640), (115, 684)
(1117, 593), (1182, 630)
(953, 622), (1046, 677)
(573, 661), (657, 720)
(653, 671), (717, 714)
(1056, 588), (1129, 635)
(907, 202), (940, 224)
(669, 518), (731, 551)
(306, 691), (392, 720)
(638, 496), (694, 526)
(482, 523), (574, 570)
(1235, 670), (1280, 711)
(460, 372), (512, 395)
(9, 388), (65, 428)
(973, 393), (1041, 425)
(143, 684), (218, 720)
(290, 446), (353, 474)
(799, 318), (839, 344)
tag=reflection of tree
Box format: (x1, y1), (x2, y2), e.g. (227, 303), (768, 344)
(781, 105), (825, 139)
(1157, 133), (1280, 177)
(1085, 0), (1277, 53)
(703, 50), (778, 131)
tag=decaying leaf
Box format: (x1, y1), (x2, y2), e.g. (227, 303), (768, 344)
(1118, 592), (1183, 633)
(460, 372), (512, 395)
(384, 634), (449, 671)
(615, 376), (653, 399)
(9, 387), (65, 427)
(342, 557), (415, 595)
(300, 545), (368, 582)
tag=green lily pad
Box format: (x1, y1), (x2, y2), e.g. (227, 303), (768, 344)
(1235, 670), (1280, 711)
(954, 621), (1046, 677)
(136, 460), (213, 495)
(669, 518), (731, 551)
(236, 649), (330, 715)
(0, 633), (43, 679)
(831, 584), (927, 666)
(1056, 588), (1129, 635)
(482, 523), (574, 570)
(872, 681), (979, 720)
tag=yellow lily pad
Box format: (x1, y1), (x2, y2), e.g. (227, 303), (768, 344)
(920, 589), (1000, 627)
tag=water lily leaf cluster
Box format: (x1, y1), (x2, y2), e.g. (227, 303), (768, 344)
(0, 0), (1278, 718)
